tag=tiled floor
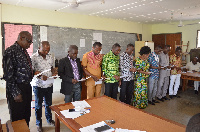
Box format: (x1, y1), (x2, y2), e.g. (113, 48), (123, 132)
(0, 88), (200, 132)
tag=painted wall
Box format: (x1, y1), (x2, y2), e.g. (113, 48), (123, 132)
(152, 20), (200, 62)
(0, 4), (152, 100)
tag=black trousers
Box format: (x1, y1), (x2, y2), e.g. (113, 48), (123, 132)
(120, 80), (134, 105)
(7, 83), (32, 126)
(105, 82), (119, 100)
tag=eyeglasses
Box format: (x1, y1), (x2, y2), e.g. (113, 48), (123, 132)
(22, 37), (33, 43)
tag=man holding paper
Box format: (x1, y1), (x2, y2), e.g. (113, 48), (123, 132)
(31, 41), (56, 132)
(58, 45), (83, 103)
(82, 42), (104, 99)
(102, 43), (121, 100)
(119, 44), (136, 105)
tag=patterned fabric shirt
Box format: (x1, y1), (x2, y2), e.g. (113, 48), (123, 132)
(148, 52), (159, 79)
(68, 55), (79, 80)
(135, 57), (150, 78)
(102, 50), (120, 83)
(3, 42), (33, 98)
(82, 51), (103, 78)
(170, 54), (182, 75)
(120, 52), (134, 81)
(31, 50), (53, 88)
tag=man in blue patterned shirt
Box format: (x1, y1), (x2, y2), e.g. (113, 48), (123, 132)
(148, 45), (162, 105)
(3, 31), (33, 126)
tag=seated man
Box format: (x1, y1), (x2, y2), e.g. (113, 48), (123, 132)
(185, 56), (200, 94)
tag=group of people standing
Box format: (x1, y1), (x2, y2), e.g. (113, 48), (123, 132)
(3, 31), (185, 132)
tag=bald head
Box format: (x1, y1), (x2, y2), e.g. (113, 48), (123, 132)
(17, 31), (32, 49)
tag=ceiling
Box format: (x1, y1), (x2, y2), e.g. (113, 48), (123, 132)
(1, 0), (200, 24)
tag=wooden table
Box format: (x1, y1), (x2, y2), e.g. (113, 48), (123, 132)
(50, 96), (185, 132)
(181, 72), (200, 91)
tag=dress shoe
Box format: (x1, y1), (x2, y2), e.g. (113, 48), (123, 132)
(174, 95), (181, 98)
(157, 98), (164, 102)
(195, 90), (199, 95)
(152, 100), (160, 103)
(169, 95), (173, 99)
(37, 126), (43, 132)
(47, 120), (55, 126)
(151, 102), (155, 105)
(163, 96), (170, 100)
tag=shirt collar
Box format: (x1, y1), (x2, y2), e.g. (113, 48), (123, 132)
(68, 55), (76, 61)
(36, 50), (50, 58)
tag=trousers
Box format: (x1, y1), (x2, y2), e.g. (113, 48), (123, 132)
(194, 81), (199, 91)
(33, 86), (53, 126)
(105, 82), (119, 100)
(7, 83), (32, 126)
(157, 76), (169, 99)
(64, 83), (81, 103)
(169, 74), (181, 95)
(120, 80), (134, 105)
(86, 78), (102, 99)
(148, 78), (158, 102)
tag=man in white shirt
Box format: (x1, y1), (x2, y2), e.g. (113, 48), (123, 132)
(31, 41), (57, 132)
(186, 56), (200, 94)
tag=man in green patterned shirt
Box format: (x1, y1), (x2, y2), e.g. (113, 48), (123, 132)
(102, 43), (121, 99)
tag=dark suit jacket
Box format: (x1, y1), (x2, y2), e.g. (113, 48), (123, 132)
(58, 57), (83, 95)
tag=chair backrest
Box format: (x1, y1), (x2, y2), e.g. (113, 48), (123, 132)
(6, 120), (14, 132)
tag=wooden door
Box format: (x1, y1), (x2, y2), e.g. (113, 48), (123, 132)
(166, 33), (182, 55)
(152, 34), (165, 49)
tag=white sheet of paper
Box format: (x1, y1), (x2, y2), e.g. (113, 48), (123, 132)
(33, 69), (51, 79)
(60, 109), (82, 119)
(80, 39), (85, 47)
(79, 121), (114, 132)
(48, 75), (60, 78)
(78, 79), (86, 82)
(42, 78), (54, 85)
(71, 100), (91, 108)
(95, 79), (102, 85)
(115, 128), (146, 132)
(120, 75), (131, 78)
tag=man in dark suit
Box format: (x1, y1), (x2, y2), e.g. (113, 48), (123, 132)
(58, 45), (83, 103)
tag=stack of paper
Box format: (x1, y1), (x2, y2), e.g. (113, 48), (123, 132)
(71, 100), (91, 108)
(115, 128), (146, 132)
(79, 121), (114, 132)
(60, 109), (82, 119)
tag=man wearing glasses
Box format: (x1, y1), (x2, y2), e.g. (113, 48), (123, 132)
(3, 31), (33, 126)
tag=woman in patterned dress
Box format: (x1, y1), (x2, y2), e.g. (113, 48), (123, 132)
(133, 46), (151, 109)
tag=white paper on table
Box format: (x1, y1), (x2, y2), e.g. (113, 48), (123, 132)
(115, 128), (146, 132)
(71, 100), (91, 108)
(48, 75), (60, 78)
(60, 109), (82, 119)
(95, 79), (103, 85)
(79, 121), (114, 132)
(42, 78), (54, 85)
(187, 71), (193, 73)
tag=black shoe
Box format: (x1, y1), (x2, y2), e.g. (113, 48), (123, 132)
(37, 126), (43, 132)
(151, 102), (155, 105)
(152, 100), (160, 103)
(47, 120), (55, 126)
(169, 95), (173, 99)
(148, 100), (152, 104)
(195, 90), (199, 95)
(174, 95), (181, 98)
(157, 98), (164, 102)
(163, 96), (170, 100)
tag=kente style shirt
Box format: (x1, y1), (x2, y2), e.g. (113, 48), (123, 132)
(148, 52), (159, 79)
(3, 42), (33, 98)
(120, 52), (134, 81)
(170, 53), (182, 75)
(102, 50), (120, 83)
(31, 50), (53, 88)
(68, 55), (80, 80)
(82, 51), (103, 78)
